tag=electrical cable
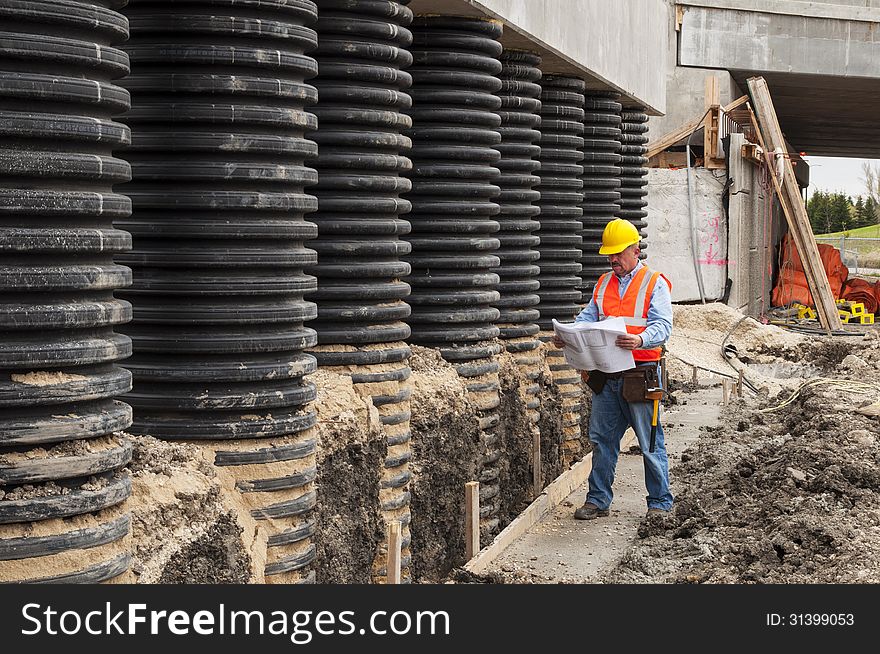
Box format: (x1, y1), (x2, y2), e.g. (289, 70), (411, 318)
(666, 352), (742, 382)
(758, 377), (880, 413)
(685, 108), (711, 305)
(718, 315), (761, 393)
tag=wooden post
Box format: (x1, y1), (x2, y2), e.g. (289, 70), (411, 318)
(704, 75), (724, 169)
(722, 379), (731, 406)
(465, 481), (480, 560)
(746, 77), (842, 331)
(692, 366), (698, 385)
(532, 432), (542, 497)
(737, 369), (744, 397)
(386, 520), (401, 584)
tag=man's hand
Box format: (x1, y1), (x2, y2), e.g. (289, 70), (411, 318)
(616, 334), (643, 350)
(551, 334), (565, 348)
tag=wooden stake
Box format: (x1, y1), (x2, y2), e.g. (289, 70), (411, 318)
(532, 431), (542, 497)
(737, 369), (744, 397)
(722, 379), (731, 405)
(692, 366), (698, 385)
(386, 520), (401, 584)
(465, 481), (480, 560)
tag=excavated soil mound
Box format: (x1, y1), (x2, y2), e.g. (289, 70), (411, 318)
(128, 436), (257, 583)
(604, 345), (880, 584)
(408, 346), (482, 581)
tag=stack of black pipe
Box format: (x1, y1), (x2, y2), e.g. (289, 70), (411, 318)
(535, 76), (584, 326)
(580, 91), (623, 300)
(0, 0), (134, 584)
(308, 0), (415, 583)
(492, 49), (542, 426)
(535, 75), (584, 467)
(404, 16), (504, 538)
(617, 109), (650, 260)
(118, 0), (321, 583)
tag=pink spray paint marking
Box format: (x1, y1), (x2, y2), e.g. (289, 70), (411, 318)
(697, 215), (732, 265)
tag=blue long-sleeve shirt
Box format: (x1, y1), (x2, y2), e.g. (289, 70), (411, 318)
(574, 261), (673, 350)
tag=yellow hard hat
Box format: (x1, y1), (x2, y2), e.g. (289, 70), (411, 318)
(599, 218), (641, 255)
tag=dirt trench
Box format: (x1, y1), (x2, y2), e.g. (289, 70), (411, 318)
(106, 340), (568, 584)
(452, 304), (880, 585)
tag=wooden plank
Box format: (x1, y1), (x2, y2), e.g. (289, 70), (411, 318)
(750, 81), (840, 330)
(532, 431), (541, 497)
(704, 75), (726, 169)
(465, 430), (638, 575)
(746, 77), (842, 331)
(646, 115), (704, 160)
(386, 520), (402, 584)
(740, 142), (763, 164)
(649, 151), (688, 168)
(646, 95), (749, 160)
(723, 95), (749, 112)
(465, 481), (480, 560)
(704, 75), (720, 153)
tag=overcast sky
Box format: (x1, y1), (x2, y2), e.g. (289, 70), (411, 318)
(804, 156), (879, 199)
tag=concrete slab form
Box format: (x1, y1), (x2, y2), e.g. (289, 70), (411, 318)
(408, 0), (668, 114)
(678, 2), (880, 157)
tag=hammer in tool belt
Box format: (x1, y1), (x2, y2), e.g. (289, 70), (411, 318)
(646, 361), (664, 453)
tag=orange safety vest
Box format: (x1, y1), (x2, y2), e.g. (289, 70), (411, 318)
(592, 266), (672, 363)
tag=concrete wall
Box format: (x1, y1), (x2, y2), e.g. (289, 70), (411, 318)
(679, 5), (880, 78)
(679, 1), (880, 21)
(645, 168), (729, 302)
(410, 0), (668, 114)
(727, 134), (772, 314)
(646, 135), (785, 315)
(647, 0), (741, 140)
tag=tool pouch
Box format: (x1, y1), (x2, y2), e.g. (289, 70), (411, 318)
(584, 369), (607, 395)
(621, 368), (649, 403)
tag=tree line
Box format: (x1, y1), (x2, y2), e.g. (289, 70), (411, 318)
(806, 191), (880, 234)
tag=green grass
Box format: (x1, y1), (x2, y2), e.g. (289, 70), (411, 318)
(813, 225), (880, 268)
(815, 224), (880, 238)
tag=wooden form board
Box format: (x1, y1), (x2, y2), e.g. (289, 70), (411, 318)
(645, 94), (749, 161)
(464, 430), (638, 575)
(704, 75), (725, 169)
(648, 151), (688, 168)
(746, 77), (842, 331)
(386, 520), (402, 584)
(465, 481), (480, 561)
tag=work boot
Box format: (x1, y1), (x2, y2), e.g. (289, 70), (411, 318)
(645, 507), (670, 518)
(574, 502), (609, 520)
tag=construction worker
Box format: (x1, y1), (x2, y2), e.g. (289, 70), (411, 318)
(552, 218), (674, 520)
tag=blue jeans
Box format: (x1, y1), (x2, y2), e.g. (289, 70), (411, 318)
(586, 368), (673, 511)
